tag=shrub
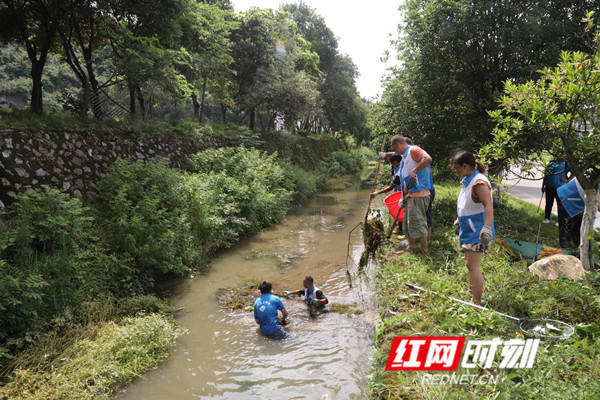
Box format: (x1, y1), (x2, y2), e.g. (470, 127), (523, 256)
(279, 160), (322, 204)
(179, 172), (249, 251)
(96, 159), (204, 285)
(187, 147), (294, 234)
(0, 188), (110, 350)
(320, 147), (371, 177)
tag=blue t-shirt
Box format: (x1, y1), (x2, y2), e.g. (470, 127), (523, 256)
(544, 160), (570, 189)
(253, 294), (285, 335)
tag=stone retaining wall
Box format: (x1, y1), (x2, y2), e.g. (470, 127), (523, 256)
(0, 128), (228, 210)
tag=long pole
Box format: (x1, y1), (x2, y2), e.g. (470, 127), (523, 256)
(365, 136), (387, 221)
(537, 191), (544, 214)
(387, 203), (404, 239)
(405, 282), (519, 321)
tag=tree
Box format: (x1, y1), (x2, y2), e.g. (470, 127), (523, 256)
(377, 0), (599, 161)
(56, 0), (110, 117)
(229, 8), (280, 129)
(282, 2), (367, 140)
(483, 13), (600, 269)
(248, 50), (320, 131)
(320, 53), (368, 140)
(0, 0), (63, 114)
(0, 43), (80, 111)
(178, 0), (236, 121)
(108, 0), (189, 117)
(110, 26), (192, 117)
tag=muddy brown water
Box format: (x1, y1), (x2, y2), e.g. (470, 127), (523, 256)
(117, 185), (378, 400)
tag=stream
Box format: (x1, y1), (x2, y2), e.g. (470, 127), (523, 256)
(117, 182), (378, 400)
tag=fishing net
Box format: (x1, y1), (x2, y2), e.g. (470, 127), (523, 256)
(519, 318), (574, 339)
(405, 282), (575, 340)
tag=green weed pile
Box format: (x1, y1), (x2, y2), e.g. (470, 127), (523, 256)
(359, 217), (385, 270)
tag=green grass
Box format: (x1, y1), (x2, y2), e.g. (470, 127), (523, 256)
(0, 109), (211, 136)
(0, 313), (184, 400)
(369, 181), (600, 400)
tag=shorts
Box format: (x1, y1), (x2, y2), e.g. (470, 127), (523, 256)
(402, 196), (429, 239)
(265, 328), (292, 340)
(426, 188), (435, 228)
(460, 242), (490, 253)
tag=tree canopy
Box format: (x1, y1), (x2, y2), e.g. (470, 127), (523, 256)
(483, 12), (600, 268)
(372, 0), (599, 161)
(0, 0), (368, 141)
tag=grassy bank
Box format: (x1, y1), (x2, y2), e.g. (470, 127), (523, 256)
(0, 306), (183, 400)
(369, 182), (600, 399)
(0, 118), (373, 397)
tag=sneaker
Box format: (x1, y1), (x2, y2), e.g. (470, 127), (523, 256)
(543, 219), (550, 224)
(555, 222), (559, 227)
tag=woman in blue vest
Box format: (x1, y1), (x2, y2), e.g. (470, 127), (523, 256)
(556, 178), (600, 248)
(453, 151), (494, 306)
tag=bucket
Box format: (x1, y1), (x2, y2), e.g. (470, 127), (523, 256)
(384, 192), (404, 221)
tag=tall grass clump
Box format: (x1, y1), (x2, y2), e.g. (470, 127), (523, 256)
(0, 314), (183, 400)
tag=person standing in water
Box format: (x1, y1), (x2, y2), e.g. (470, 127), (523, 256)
(453, 151), (494, 306)
(254, 281), (291, 339)
(287, 276), (328, 314)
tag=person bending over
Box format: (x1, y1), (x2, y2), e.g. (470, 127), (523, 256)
(254, 281), (291, 339)
(288, 276), (328, 314)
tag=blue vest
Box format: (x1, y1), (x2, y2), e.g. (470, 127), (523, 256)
(544, 160), (569, 189)
(557, 179), (599, 218)
(400, 146), (432, 193)
(457, 171), (495, 244)
(304, 285), (319, 300)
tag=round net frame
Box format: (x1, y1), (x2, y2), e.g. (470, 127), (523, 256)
(519, 318), (574, 340)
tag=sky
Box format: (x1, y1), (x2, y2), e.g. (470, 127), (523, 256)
(230, 0), (404, 100)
